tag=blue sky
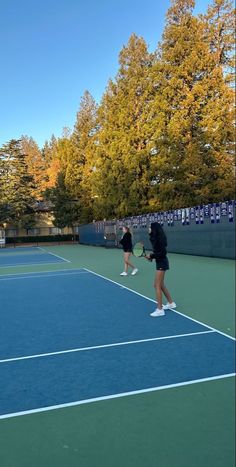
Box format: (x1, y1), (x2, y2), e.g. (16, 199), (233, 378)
(0, 0), (210, 149)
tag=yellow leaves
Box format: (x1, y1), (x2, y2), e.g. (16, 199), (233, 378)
(44, 158), (62, 189)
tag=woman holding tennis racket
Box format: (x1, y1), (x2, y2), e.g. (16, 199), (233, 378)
(146, 222), (176, 317)
(119, 227), (138, 276)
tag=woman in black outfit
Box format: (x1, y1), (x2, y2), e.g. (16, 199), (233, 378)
(146, 222), (176, 317)
(119, 227), (138, 276)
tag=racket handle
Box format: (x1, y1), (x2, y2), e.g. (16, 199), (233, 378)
(144, 255), (152, 261)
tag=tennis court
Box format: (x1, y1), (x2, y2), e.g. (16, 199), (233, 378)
(0, 244), (235, 467)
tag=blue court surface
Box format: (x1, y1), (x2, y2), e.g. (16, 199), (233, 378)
(0, 246), (70, 267)
(0, 268), (235, 419)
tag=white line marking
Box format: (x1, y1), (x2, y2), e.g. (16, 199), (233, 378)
(0, 253), (41, 258)
(85, 268), (236, 342)
(0, 268), (84, 278)
(0, 330), (215, 364)
(0, 373), (235, 420)
(0, 247), (42, 255)
(0, 271), (89, 281)
(0, 272), (88, 282)
(37, 247), (71, 263)
(0, 261), (67, 269)
(37, 247), (48, 252)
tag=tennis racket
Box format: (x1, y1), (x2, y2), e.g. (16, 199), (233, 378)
(133, 242), (147, 258)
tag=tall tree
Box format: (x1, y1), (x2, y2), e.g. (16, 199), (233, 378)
(42, 134), (58, 165)
(148, 0), (235, 209)
(41, 135), (62, 189)
(20, 135), (47, 199)
(45, 172), (80, 230)
(93, 34), (155, 218)
(201, 0), (235, 79)
(0, 139), (36, 227)
(70, 91), (98, 223)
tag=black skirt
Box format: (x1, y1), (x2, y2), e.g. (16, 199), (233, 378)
(155, 256), (169, 271)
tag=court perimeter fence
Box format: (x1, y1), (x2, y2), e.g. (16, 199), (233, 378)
(77, 201), (235, 259)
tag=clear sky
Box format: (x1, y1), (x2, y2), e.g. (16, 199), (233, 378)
(0, 0), (210, 149)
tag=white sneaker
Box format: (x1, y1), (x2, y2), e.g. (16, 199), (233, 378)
(163, 302), (177, 310)
(120, 271), (128, 276)
(150, 309), (165, 317)
(131, 268), (138, 276)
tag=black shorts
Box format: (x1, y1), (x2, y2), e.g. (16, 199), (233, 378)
(155, 257), (169, 271)
(123, 249), (132, 253)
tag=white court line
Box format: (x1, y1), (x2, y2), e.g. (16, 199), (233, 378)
(0, 270), (89, 281)
(0, 247), (41, 254)
(37, 246), (71, 263)
(0, 268), (84, 278)
(0, 263), (63, 269)
(0, 373), (235, 420)
(0, 330), (215, 364)
(0, 260), (69, 269)
(85, 268), (236, 342)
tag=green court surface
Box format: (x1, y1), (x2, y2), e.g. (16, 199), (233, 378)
(0, 244), (235, 467)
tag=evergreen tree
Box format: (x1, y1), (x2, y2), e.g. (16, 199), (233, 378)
(0, 139), (36, 227)
(0, 153), (10, 225)
(20, 135), (47, 199)
(93, 34), (155, 218)
(202, 0), (235, 79)
(45, 172), (80, 229)
(42, 134), (57, 165)
(148, 0), (235, 209)
(42, 135), (62, 189)
(70, 91), (98, 223)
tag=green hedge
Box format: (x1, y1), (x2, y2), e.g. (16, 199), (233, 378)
(6, 234), (79, 244)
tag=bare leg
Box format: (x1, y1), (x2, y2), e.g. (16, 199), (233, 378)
(161, 282), (173, 304)
(154, 271), (165, 310)
(124, 252), (135, 272)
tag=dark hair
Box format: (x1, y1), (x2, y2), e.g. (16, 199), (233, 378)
(149, 222), (167, 248)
